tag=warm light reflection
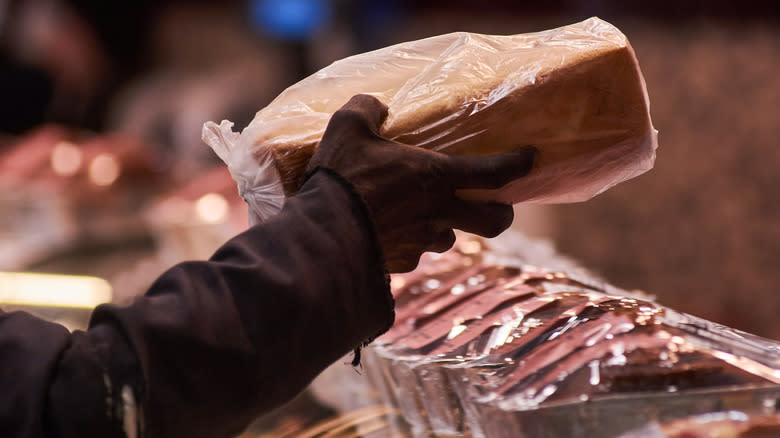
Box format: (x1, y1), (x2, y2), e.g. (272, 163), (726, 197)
(459, 240), (482, 254)
(447, 324), (467, 340)
(0, 272), (112, 308)
(50, 141), (82, 176)
(390, 276), (406, 290)
(195, 193), (228, 224)
(89, 153), (120, 186)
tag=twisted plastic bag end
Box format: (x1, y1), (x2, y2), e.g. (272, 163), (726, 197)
(202, 120), (287, 226)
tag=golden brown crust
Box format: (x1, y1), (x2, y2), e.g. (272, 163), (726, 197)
(267, 142), (316, 195)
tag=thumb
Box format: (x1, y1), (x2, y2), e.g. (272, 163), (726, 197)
(448, 146), (538, 190)
(327, 94), (389, 136)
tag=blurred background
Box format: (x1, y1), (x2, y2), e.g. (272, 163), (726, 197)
(1, 0), (778, 342)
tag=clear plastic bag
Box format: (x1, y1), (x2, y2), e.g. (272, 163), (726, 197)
(203, 17), (658, 224)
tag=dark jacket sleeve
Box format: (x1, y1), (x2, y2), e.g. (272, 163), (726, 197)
(0, 170), (394, 438)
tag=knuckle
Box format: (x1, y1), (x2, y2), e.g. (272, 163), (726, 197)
(350, 94), (382, 107)
(330, 108), (367, 129)
(425, 155), (454, 185)
(330, 95), (387, 132)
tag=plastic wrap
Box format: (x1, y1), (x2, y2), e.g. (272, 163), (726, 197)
(203, 17), (658, 224)
(620, 411), (780, 438)
(349, 235), (780, 438)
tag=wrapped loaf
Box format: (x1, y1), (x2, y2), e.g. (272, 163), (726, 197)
(203, 17), (658, 224)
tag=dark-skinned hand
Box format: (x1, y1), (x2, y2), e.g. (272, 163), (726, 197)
(306, 94), (537, 273)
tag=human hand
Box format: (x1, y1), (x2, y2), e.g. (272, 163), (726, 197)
(306, 95), (537, 272)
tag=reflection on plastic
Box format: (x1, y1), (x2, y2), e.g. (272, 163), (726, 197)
(619, 410), (780, 438)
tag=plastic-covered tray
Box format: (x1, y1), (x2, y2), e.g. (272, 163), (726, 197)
(358, 235), (780, 438)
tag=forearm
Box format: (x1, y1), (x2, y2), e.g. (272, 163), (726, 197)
(46, 170), (393, 437)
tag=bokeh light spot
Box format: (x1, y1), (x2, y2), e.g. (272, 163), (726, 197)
(195, 193), (229, 224)
(50, 141), (82, 176)
(89, 153), (120, 186)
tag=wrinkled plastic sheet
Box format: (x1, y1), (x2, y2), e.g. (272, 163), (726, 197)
(619, 410), (780, 437)
(203, 17), (658, 225)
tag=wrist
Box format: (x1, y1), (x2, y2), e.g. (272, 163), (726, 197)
(298, 168), (395, 360)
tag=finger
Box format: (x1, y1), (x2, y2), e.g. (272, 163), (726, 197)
(447, 146), (537, 190)
(327, 94), (389, 136)
(428, 229), (457, 253)
(442, 199), (514, 238)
